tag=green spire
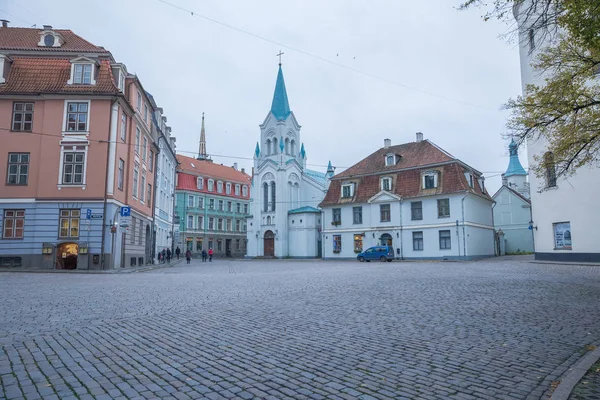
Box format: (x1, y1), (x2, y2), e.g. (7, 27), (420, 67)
(270, 65), (291, 120)
(254, 142), (260, 158)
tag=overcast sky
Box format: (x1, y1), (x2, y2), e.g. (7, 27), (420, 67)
(5, 0), (524, 194)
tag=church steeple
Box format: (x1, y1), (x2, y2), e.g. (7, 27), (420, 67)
(198, 112), (207, 160)
(270, 65), (291, 120)
(504, 139), (527, 177)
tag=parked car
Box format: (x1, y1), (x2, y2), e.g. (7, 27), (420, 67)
(356, 246), (394, 262)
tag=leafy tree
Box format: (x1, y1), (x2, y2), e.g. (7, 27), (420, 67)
(460, 0), (600, 182)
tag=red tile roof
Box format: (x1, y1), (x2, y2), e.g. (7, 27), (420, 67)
(320, 140), (491, 207)
(176, 154), (252, 186)
(0, 57), (119, 94)
(0, 27), (109, 53)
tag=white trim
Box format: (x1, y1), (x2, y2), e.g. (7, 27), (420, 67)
(66, 57), (98, 85)
(0, 198), (37, 203)
(106, 102), (118, 196)
(61, 99), (91, 135)
(57, 143), (89, 187)
(323, 221), (494, 234)
(367, 190), (402, 203)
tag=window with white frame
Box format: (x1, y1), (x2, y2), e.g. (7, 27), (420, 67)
(187, 215), (194, 230)
(72, 64), (93, 85)
(218, 200), (224, 211)
(380, 204), (391, 222)
(118, 71), (125, 92)
(135, 127), (140, 154)
(118, 159), (124, 190)
(244, 203), (248, 214)
(385, 154), (395, 166)
(208, 217), (214, 230)
(59, 209), (80, 238)
(226, 219), (232, 231)
(217, 218), (223, 231)
(198, 216), (203, 230)
(65, 102), (88, 132)
(12, 102), (34, 132)
(381, 177), (392, 191)
(61, 147), (86, 185)
(149, 150), (154, 172)
(209, 199), (215, 210)
(7, 153), (29, 185)
(147, 184), (152, 207)
(226, 182), (232, 195)
(227, 201), (232, 212)
(236, 203), (241, 213)
(137, 90), (142, 110)
(236, 220), (241, 232)
(144, 104), (148, 123)
(142, 137), (147, 162)
(197, 177), (204, 190)
(3, 210), (24, 239)
(341, 183), (354, 198)
(437, 198), (450, 218)
(199, 197), (204, 209)
(235, 185), (240, 196)
(188, 195), (194, 207)
(242, 185), (248, 197)
(140, 174), (146, 202)
(439, 230), (451, 249)
(208, 179), (214, 191)
(120, 112), (126, 141)
(217, 181), (223, 193)
(133, 165), (139, 198)
(413, 231), (424, 251)
(423, 171), (438, 189)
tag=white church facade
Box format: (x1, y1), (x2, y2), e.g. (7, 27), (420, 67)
(246, 64), (333, 258)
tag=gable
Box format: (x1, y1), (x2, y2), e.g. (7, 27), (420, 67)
(368, 191), (402, 203)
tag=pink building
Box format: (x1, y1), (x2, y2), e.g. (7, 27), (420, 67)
(0, 22), (169, 269)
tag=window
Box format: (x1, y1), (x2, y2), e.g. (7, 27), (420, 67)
(2, 210), (24, 239)
(147, 184), (152, 207)
(271, 182), (276, 211)
(353, 207), (362, 224)
(439, 230), (451, 250)
(135, 127), (141, 154)
(148, 150), (154, 171)
(7, 153), (29, 185)
(208, 179), (214, 191)
(468, 174), (474, 188)
(236, 203), (241, 213)
(354, 234), (363, 253)
(263, 183), (269, 212)
(236, 220), (241, 232)
(196, 238), (203, 251)
(528, 29), (535, 52)
(133, 165), (139, 198)
(553, 222), (572, 250)
(380, 204), (391, 222)
(423, 172), (438, 189)
(437, 199), (450, 218)
(199, 198), (204, 209)
(73, 64), (92, 84)
(197, 177), (204, 190)
(226, 219), (232, 231)
(217, 181), (223, 193)
(61, 151), (85, 184)
(137, 90), (142, 110)
(242, 186), (248, 197)
(12, 103), (34, 132)
(413, 231), (423, 251)
(381, 177), (392, 191)
(333, 235), (341, 253)
(341, 184), (354, 198)
(235, 185), (240, 196)
(244, 204), (249, 214)
(59, 209), (80, 238)
(218, 200), (224, 211)
(227, 201), (232, 212)
(208, 217), (214, 230)
(144, 104), (148, 123)
(188, 195), (194, 207)
(120, 113), (126, 141)
(140, 175), (146, 202)
(217, 218), (223, 231)
(142, 138), (147, 162)
(411, 201), (422, 220)
(332, 208), (341, 225)
(187, 215), (194, 229)
(236, 239), (240, 251)
(217, 239), (222, 251)
(226, 183), (232, 195)
(118, 159), (124, 190)
(65, 102), (88, 132)
(209, 199), (215, 210)
(385, 155), (395, 166)
(544, 152), (557, 188)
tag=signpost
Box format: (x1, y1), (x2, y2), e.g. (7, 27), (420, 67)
(120, 206), (131, 227)
(86, 209), (103, 219)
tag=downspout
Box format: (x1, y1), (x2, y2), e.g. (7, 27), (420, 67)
(151, 137), (161, 264)
(491, 200), (497, 256)
(100, 98), (117, 270)
(399, 198), (403, 260)
(461, 192), (468, 261)
(172, 161), (180, 254)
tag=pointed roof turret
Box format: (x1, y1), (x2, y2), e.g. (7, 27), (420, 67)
(327, 161), (335, 177)
(270, 65), (291, 120)
(198, 112), (207, 160)
(300, 143), (306, 159)
(505, 139), (527, 177)
(254, 142), (260, 158)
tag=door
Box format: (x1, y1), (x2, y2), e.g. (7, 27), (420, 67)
(226, 239), (232, 257)
(56, 243), (78, 270)
(364, 247), (375, 260)
(264, 230), (275, 256)
(380, 233), (393, 247)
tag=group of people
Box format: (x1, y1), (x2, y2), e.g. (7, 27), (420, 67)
(184, 248), (213, 263)
(157, 247), (173, 263)
(157, 246), (215, 264)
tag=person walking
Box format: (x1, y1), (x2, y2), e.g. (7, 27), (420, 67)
(208, 248), (213, 262)
(185, 249), (192, 264)
(175, 246), (181, 260)
(158, 251), (162, 264)
(162, 249), (166, 264)
(166, 248), (172, 263)
(201, 249), (207, 262)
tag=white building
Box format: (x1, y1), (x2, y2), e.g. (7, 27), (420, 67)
(147, 93), (176, 260)
(492, 140), (534, 254)
(320, 135), (495, 260)
(514, 1), (600, 262)
(246, 64), (332, 258)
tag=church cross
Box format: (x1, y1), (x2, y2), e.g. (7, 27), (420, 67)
(277, 50), (284, 66)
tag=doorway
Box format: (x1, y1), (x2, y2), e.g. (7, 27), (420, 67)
(264, 230), (275, 256)
(145, 224), (151, 265)
(226, 239), (232, 257)
(380, 233), (393, 247)
(56, 243), (78, 270)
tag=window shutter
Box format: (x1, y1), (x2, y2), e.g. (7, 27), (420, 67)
(422, 175), (426, 189)
(433, 172), (439, 188)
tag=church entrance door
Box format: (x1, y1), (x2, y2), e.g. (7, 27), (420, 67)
(264, 230), (275, 256)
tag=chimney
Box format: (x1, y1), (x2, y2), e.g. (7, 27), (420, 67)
(383, 138), (391, 149)
(416, 132), (423, 142)
(241, 168), (245, 174)
(42, 25), (52, 30)
(233, 162), (238, 170)
(0, 20), (9, 28)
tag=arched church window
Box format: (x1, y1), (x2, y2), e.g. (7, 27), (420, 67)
(271, 182), (276, 211)
(266, 139), (271, 156)
(273, 138), (278, 155)
(285, 138), (290, 155)
(263, 183), (269, 212)
(290, 140), (296, 156)
(544, 152), (557, 188)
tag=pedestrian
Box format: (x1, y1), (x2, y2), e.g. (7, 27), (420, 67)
(208, 248), (213, 262)
(201, 249), (207, 262)
(166, 248), (171, 263)
(185, 249), (192, 264)
(175, 246), (181, 260)
(162, 249), (166, 263)
(158, 252), (162, 264)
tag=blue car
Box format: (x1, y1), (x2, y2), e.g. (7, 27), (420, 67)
(356, 246), (394, 262)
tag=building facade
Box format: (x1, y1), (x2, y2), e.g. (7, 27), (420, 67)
(514, 1), (600, 262)
(175, 120), (251, 258)
(320, 135), (495, 260)
(492, 140), (533, 254)
(0, 23), (171, 269)
(245, 63), (331, 258)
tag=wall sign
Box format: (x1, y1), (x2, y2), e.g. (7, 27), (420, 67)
(553, 222), (572, 250)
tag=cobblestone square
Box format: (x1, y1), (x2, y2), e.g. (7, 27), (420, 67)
(1, 257), (599, 399)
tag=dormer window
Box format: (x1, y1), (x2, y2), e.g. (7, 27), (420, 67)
(197, 177), (204, 190)
(422, 171), (439, 189)
(44, 34), (55, 47)
(341, 183), (354, 198)
(385, 155), (395, 166)
(217, 181), (223, 193)
(208, 179), (214, 191)
(37, 27), (63, 48)
(67, 58), (97, 86)
(381, 177), (392, 192)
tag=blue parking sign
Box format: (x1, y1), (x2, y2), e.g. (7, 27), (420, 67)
(86, 209), (92, 219)
(120, 206), (131, 217)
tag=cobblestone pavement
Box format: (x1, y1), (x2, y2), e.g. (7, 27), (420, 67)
(1, 257), (600, 400)
(569, 359), (600, 399)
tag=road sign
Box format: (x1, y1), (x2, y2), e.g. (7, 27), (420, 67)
(120, 206), (131, 217)
(86, 209), (92, 219)
(90, 214), (103, 219)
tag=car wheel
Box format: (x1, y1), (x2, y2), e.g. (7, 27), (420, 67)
(358, 256), (365, 262)
(387, 259), (392, 262)
(380, 256), (387, 262)
(366, 260), (371, 262)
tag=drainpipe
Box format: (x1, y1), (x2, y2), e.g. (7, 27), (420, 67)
(151, 139), (160, 264)
(100, 99), (117, 270)
(172, 161), (180, 254)
(491, 200), (497, 256)
(461, 192), (468, 261)
(398, 198), (403, 260)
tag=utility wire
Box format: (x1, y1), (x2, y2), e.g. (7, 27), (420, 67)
(155, 0), (497, 112)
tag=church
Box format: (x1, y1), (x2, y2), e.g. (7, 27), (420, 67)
(245, 63), (333, 258)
